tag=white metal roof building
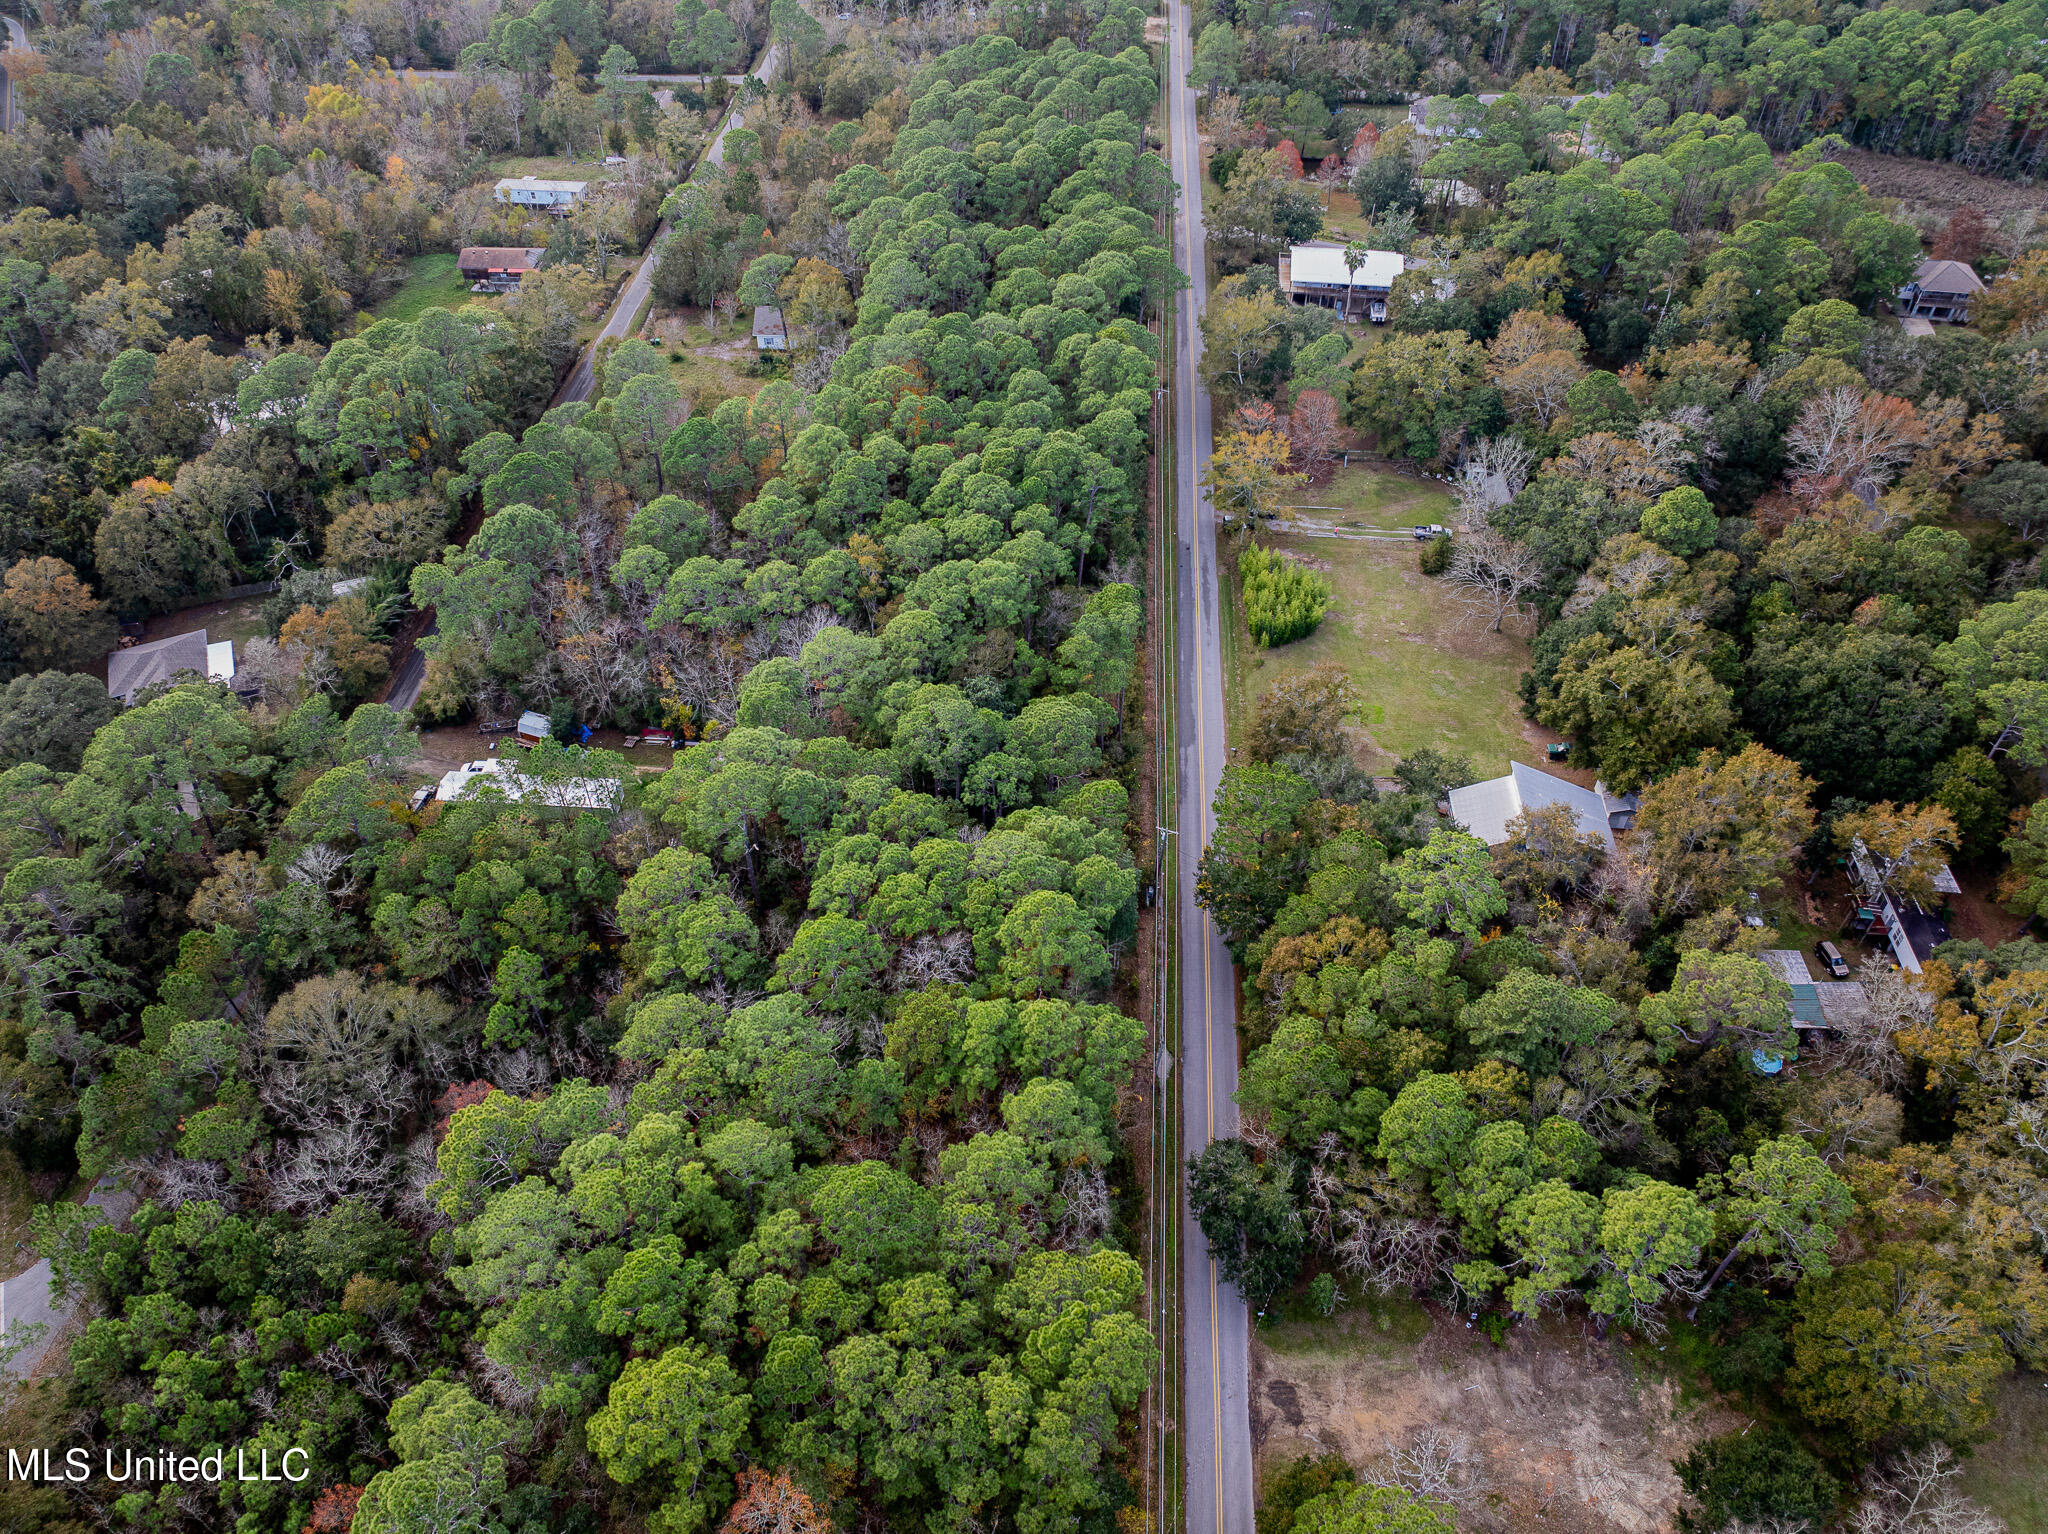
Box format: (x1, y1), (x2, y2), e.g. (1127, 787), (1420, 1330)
(494, 176), (588, 209)
(1447, 760), (1639, 852)
(1280, 244), (1404, 320)
(435, 758), (624, 811)
(1288, 245), (1404, 290)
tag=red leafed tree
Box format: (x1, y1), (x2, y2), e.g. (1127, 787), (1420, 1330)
(1288, 389), (1342, 480)
(1931, 206), (1989, 266)
(722, 1469), (830, 1534)
(1784, 387), (1925, 508)
(1271, 138), (1305, 179)
(1233, 399), (1282, 435)
(302, 1485), (363, 1533)
(1348, 121), (1380, 165)
(431, 1080), (496, 1142)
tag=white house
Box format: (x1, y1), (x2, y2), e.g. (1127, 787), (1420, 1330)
(1847, 837), (1958, 974)
(493, 176), (587, 212)
(1447, 760), (1639, 852)
(1279, 243), (1404, 322)
(752, 305), (789, 351)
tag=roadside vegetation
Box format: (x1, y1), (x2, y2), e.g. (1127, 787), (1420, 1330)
(0, 7), (1181, 1534)
(1184, 2), (2048, 1531)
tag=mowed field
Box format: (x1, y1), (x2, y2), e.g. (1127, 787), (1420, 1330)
(1289, 460), (1457, 532)
(1959, 1371), (2048, 1534)
(374, 252), (483, 323)
(1224, 481), (1534, 775)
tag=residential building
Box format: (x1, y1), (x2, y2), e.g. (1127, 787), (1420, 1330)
(753, 305), (789, 351)
(106, 630), (237, 705)
(1847, 838), (1957, 974)
(1896, 258), (1985, 323)
(456, 246), (547, 288)
(1446, 760), (1640, 852)
(1279, 242), (1403, 322)
(493, 176), (587, 212)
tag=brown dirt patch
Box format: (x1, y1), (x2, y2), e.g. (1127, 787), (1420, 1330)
(1944, 865), (2030, 949)
(1251, 1309), (1743, 1534)
(1819, 148), (2046, 230)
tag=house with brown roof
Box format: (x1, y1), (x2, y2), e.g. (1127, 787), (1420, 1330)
(1897, 258), (1985, 324)
(456, 247), (547, 289)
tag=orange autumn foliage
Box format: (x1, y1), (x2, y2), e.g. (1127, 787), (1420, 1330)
(721, 1468), (830, 1534)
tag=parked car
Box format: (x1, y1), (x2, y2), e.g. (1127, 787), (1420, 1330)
(1815, 940), (1851, 978)
(1411, 524), (1448, 540)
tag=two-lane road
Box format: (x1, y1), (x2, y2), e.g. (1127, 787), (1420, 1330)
(1165, 1), (1255, 1530)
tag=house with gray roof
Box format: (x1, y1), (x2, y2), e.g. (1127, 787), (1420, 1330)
(1446, 760), (1639, 852)
(1897, 258), (1985, 324)
(107, 630), (236, 705)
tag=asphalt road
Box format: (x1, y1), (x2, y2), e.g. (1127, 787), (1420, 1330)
(0, 1179), (134, 1381)
(1, 15), (29, 133)
(1166, 2), (1255, 1530)
(384, 638), (429, 712)
(554, 41), (778, 405)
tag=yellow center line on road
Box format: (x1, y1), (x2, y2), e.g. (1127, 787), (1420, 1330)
(1168, 3), (1228, 1525)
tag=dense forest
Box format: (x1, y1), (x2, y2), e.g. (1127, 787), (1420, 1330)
(1185, 0), (2048, 1530)
(1187, 0), (2048, 178)
(0, 0), (2039, 1525)
(0, 0), (1182, 1529)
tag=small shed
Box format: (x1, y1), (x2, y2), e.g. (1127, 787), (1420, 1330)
(1759, 950), (1830, 1033)
(107, 630), (234, 705)
(515, 711), (552, 747)
(753, 305), (789, 351)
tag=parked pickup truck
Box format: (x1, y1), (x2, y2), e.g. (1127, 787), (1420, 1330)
(1411, 524), (1449, 540)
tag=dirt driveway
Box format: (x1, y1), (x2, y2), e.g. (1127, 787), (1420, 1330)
(1251, 1304), (1743, 1534)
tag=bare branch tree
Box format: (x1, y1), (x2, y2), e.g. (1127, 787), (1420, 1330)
(1456, 434), (1536, 523)
(1839, 964), (1922, 1089)
(1055, 1165), (1113, 1248)
(1785, 388), (1927, 508)
(1443, 526), (1542, 632)
(1784, 1069), (1903, 1165)
(1364, 1428), (1484, 1508)
(1849, 1444), (2005, 1534)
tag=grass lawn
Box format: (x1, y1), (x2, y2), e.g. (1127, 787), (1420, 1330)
(491, 154), (633, 187)
(1222, 527), (1534, 776)
(1292, 462), (1455, 532)
(649, 309), (772, 403)
(1960, 1372), (2048, 1533)
(375, 253), (484, 324)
